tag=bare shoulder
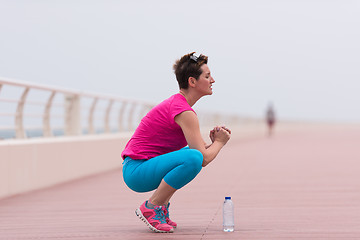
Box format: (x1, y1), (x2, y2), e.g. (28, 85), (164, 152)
(174, 111), (198, 127)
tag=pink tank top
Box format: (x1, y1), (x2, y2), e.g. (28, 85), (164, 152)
(121, 93), (195, 160)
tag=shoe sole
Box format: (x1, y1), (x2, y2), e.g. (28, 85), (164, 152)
(135, 208), (174, 233)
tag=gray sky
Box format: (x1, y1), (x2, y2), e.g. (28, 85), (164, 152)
(1, 0), (359, 123)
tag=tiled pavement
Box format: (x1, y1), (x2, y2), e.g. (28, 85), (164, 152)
(1, 125), (360, 239)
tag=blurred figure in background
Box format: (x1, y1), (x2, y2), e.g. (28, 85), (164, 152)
(266, 102), (276, 137)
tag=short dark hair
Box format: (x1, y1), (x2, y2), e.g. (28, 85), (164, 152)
(173, 52), (208, 89)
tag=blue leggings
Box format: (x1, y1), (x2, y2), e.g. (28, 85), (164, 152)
(122, 148), (203, 193)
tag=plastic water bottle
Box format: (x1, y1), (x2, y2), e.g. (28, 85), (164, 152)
(223, 196), (234, 232)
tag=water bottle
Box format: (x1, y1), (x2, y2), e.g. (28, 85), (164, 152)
(223, 196), (234, 232)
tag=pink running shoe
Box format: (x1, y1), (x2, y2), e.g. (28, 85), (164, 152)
(163, 202), (177, 228)
(135, 201), (174, 233)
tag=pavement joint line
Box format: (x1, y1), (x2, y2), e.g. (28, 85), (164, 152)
(201, 204), (221, 239)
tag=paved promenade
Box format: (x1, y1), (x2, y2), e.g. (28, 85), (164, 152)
(1, 124), (360, 239)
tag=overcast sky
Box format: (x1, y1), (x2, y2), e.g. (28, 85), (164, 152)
(0, 0), (359, 123)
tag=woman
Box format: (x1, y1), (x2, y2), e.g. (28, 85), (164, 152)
(121, 52), (231, 233)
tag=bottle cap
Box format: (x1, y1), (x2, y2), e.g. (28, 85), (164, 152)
(225, 197), (231, 200)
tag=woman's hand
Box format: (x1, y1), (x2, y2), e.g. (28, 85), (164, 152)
(213, 126), (231, 145)
(210, 126), (231, 143)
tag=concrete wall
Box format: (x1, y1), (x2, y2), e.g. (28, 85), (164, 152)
(0, 132), (133, 199)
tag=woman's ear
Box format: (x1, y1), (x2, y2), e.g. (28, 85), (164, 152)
(188, 77), (196, 87)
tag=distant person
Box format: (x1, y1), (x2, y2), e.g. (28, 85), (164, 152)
(121, 52), (231, 233)
(266, 102), (276, 137)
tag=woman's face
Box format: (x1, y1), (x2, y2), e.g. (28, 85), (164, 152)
(196, 64), (215, 96)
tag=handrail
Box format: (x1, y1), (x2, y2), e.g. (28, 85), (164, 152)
(0, 77), (242, 140)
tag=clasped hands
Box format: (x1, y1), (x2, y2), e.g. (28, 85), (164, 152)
(209, 125), (231, 145)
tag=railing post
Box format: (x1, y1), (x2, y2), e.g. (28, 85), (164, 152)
(15, 87), (30, 138)
(138, 105), (147, 122)
(127, 102), (136, 131)
(88, 98), (98, 134)
(105, 100), (114, 133)
(43, 91), (56, 137)
(118, 101), (127, 132)
(64, 94), (81, 136)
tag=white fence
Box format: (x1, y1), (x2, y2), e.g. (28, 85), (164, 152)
(0, 78), (156, 139)
(0, 77), (244, 140)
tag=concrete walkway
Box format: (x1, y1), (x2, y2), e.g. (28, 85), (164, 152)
(1, 124), (360, 239)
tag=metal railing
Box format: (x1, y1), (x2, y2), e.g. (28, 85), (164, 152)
(0, 77), (242, 140)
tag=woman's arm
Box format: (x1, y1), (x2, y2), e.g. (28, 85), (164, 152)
(175, 111), (230, 167)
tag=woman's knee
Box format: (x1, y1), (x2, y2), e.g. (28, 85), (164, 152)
(185, 149), (203, 172)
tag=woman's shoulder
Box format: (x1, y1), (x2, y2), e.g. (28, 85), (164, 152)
(156, 93), (188, 109)
(170, 93), (190, 106)
(149, 93), (194, 117)
(168, 93), (183, 102)
(155, 93), (181, 105)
